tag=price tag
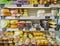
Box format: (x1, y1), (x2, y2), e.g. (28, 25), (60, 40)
(0, 4), (5, 8)
(2, 28), (6, 31)
(16, 4), (22, 7)
(1, 16), (6, 19)
(44, 4), (50, 7)
(15, 16), (20, 19)
(33, 4), (38, 7)
(45, 16), (50, 19)
(18, 28), (23, 30)
(7, 28), (18, 31)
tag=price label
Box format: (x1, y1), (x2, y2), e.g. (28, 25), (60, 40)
(33, 4), (38, 7)
(45, 16), (50, 19)
(18, 28), (23, 30)
(0, 4), (5, 8)
(1, 16), (6, 19)
(2, 28), (6, 31)
(44, 4), (49, 7)
(16, 4), (22, 7)
(15, 16), (20, 19)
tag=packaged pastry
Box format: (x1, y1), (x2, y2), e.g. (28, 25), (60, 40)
(37, 40), (41, 45)
(31, 38), (37, 44)
(23, 12), (28, 17)
(9, 43), (14, 46)
(24, 38), (31, 46)
(19, 9), (23, 16)
(28, 0), (33, 4)
(37, 10), (45, 17)
(21, 9), (28, 17)
(19, 31), (23, 34)
(44, 0), (47, 4)
(6, 31), (14, 38)
(4, 43), (8, 46)
(14, 31), (20, 35)
(33, 0), (38, 4)
(44, 41), (49, 45)
(11, 24), (18, 28)
(23, 33), (27, 38)
(10, 20), (18, 25)
(50, 25), (56, 28)
(18, 38), (24, 46)
(29, 33), (33, 39)
(14, 31), (23, 38)
(19, 31), (23, 37)
(48, 21), (56, 25)
(0, 40), (2, 43)
(0, 20), (10, 28)
(33, 32), (44, 36)
(11, 9), (18, 16)
(0, 33), (5, 39)
(1, 9), (11, 16)
(50, 0), (57, 4)
(38, 0), (45, 4)
(18, 21), (25, 28)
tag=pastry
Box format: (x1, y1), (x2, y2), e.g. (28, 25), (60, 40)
(1, 9), (11, 16)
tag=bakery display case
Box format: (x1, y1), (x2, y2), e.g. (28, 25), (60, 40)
(0, 0), (60, 46)
(0, 7), (60, 31)
(0, 31), (59, 46)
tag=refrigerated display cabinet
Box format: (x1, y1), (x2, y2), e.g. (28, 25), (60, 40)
(0, 31), (59, 46)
